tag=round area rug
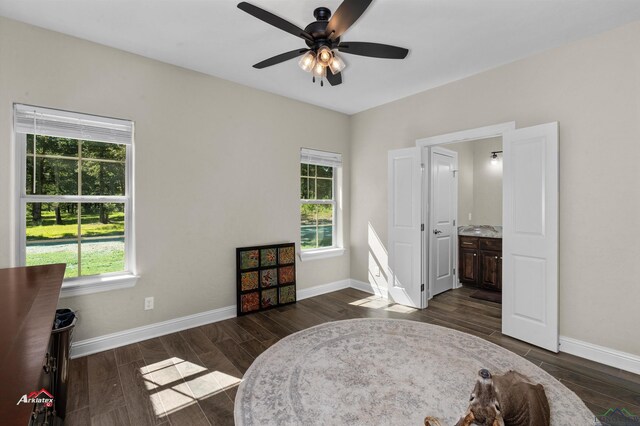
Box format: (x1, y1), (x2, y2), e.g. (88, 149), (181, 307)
(235, 319), (595, 425)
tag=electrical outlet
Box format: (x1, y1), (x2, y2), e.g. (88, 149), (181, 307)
(374, 265), (381, 277)
(144, 297), (154, 310)
(468, 213), (472, 221)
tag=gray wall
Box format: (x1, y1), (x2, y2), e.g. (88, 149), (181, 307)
(0, 16), (351, 341)
(444, 137), (503, 227)
(471, 137), (502, 226)
(350, 22), (640, 356)
(444, 141), (475, 226)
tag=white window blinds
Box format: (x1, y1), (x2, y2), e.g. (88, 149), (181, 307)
(14, 104), (133, 145)
(300, 148), (342, 168)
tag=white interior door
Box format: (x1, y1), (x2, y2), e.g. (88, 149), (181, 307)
(429, 147), (458, 297)
(502, 122), (559, 352)
(387, 147), (423, 308)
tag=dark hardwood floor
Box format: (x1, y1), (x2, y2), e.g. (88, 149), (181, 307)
(65, 287), (640, 425)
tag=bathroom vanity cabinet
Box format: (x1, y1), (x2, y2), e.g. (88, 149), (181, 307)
(459, 236), (502, 291)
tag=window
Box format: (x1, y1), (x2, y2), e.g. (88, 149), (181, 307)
(300, 148), (343, 257)
(14, 104), (135, 288)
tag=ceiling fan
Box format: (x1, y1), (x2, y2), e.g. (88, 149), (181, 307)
(237, 0), (409, 86)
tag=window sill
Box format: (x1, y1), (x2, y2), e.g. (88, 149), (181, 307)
(300, 247), (346, 262)
(60, 273), (139, 298)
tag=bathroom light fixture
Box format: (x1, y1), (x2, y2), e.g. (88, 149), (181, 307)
(490, 151), (503, 165)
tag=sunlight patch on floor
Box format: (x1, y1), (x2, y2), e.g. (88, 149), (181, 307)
(154, 384), (200, 415)
(186, 371), (242, 400)
(349, 296), (390, 309)
(173, 358), (208, 379)
(384, 304), (416, 313)
(140, 357), (242, 418)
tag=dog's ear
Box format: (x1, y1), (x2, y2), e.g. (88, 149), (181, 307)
(454, 412), (475, 426)
(461, 412), (475, 426)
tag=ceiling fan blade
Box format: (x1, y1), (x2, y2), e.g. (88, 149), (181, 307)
(338, 42), (409, 59)
(325, 0), (373, 40)
(326, 70), (343, 86)
(253, 49), (310, 69)
(238, 2), (313, 42)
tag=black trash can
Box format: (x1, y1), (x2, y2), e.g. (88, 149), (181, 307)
(50, 309), (77, 419)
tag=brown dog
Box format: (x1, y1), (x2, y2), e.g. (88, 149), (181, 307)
(425, 369), (550, 426)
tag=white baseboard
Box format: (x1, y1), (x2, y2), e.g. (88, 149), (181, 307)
(349, 279), (388, 299)
(559, 336), (640, 375)
(71, 304), (237, 358)
(71, 279), (351, 359)
(297, 279), (350, 300)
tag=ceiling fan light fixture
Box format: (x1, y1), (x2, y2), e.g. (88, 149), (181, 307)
(298, 51), (316, 72)
(311, 61), (327, 79)
(238, 1), (409, 87)
(317, 45), (333, 66)
(329, 53), (346, 74)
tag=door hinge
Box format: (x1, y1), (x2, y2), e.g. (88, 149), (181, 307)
(421, 224), (424, 231)
(421, 284), (425, 291)
(453, 268), (456, 275)
(453, 219), (456, 226)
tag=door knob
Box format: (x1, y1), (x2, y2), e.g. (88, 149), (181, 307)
(433, 229), (442, 234)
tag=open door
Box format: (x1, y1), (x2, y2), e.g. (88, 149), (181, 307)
(387, 147), (423, 308)
(429, 147), (458, 297)
(502, 122), (559, 352)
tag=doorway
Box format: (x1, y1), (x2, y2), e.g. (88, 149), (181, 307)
(425, 136), (504, 300)
(388, 121), (560, 352)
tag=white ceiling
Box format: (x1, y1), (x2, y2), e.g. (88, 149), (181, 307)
(1, 0), (640, 114)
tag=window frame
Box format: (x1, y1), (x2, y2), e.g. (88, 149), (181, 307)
(14, 108), (137, 297)
(299, 149), (345, 261)
(300, 163), (338, 251)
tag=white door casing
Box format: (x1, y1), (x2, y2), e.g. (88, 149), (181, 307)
(416, 122), (515, 309)
(387, 147), (423, 308)
(429, 147), (458, 297)
(401, 121), (558, 353)
(502, 122), (559, 352)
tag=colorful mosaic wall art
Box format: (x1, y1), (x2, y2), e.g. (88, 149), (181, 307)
(279, 285), (296, 304)
(240, 271), (259, 291)
(237, 242), (297, 316)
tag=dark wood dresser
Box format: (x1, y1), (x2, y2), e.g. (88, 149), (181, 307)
(0, 264), (66, 426)
(459, 236), (502, 290)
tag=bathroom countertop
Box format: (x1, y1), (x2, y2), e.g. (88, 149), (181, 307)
(458, 225), (502, 238)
